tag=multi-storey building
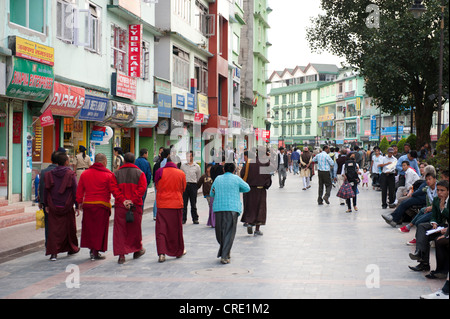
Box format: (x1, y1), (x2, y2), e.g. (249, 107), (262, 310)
(239, 0), (271, 132)
(0, 0), (160, 203)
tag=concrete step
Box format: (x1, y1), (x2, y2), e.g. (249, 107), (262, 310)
(0, 205), (25, 217)
(0, 211), (35, 229)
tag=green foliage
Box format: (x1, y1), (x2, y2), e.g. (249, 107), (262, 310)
(435, 127), (449, 174)
(379, 137), (390, 154)
(406, 134), (417, 151)
(397, 138), (407, 152)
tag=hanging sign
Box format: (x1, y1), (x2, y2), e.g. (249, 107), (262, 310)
(128, 24), (142, 78)
(78, 95), (109, 121)
(111, 72), (137, 100)
(39, 107), (54, 127)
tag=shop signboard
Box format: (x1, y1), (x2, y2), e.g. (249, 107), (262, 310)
(174, 94), (185, 109)
(42, 82), (85, 117)
(197, 94), (208, 115)
(157, 94), (172, 118)
(78, 95), (109, 121)
(171, 108), (184, 130)
(186, 93), (195, 112)
(9, 36), (54, 66)
(106, 100), (136, 124)
(134, 106), (158, 127)
(39, 107), (54, 127)
(6, 57), (54, 102)
(128, 24), (142, 78)
(111, 72), (137, 100)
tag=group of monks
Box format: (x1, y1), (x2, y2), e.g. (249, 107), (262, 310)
(40, 146), (275, 264)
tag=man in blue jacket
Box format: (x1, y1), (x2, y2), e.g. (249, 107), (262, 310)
(382, 173), (435, 227)
(135, 148), (152, 209)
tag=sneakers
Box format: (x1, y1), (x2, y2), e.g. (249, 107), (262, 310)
(407, 238), (416, 245)
(420, 290), (449, 299)
(399, 226), (410, 233)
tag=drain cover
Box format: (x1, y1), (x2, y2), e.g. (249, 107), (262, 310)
(193, 267), (252, 277)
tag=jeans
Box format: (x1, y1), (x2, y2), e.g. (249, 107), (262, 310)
(391, 196), (425, 223)
(410, 207), (432, 226)
(293, 161), (299, 174)
(278, 165), (287, 187)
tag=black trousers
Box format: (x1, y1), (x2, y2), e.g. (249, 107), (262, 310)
(415, 223), (443, 264)
(215, 211), (238, 259)
(380, 173), (395, 207)
(318, 170), (332, 203)
(346, 183), (358, 210)
(183, 183), (199, 222)
(435, 236), (449, 274)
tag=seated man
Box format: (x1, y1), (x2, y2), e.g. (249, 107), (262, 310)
(395, 161), (420, 205)
(381, 173), (436, 227)
(409, 180), (449, 272)
(398, 172), (438, 233)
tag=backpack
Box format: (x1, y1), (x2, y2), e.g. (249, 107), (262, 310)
(345, 160), (360, 184)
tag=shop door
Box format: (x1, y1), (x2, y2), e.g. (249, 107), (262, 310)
(0, 102), (8, 198)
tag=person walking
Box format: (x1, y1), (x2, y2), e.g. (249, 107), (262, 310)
(291, 148), (300, 175)
(341, 152), (362, 213)
(211, 162), (250, 264)
(379, 147), (397, 209)
(135, 148), (152, 210)
(313, 145), (334, 205)
(38, 151), (58, 247)
(334, 149), (348, 205)
(154, 154), (187, 263)
(197, 164), (214, 227)
(180, 151), (201, 224)
(277, 147), (288, 188)
(43, 152), (79, 261)
(299, 147), (313, 190)
(113, 147), (124, 172)
(110, 152), (147, 264)
(76, 153), (113, 260)
(73, 145), (91, 182)
(240, 149), (274, 236)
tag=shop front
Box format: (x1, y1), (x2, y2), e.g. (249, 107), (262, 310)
(2, 52), (54, 201)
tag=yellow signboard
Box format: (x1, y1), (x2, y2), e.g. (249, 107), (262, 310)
(14, 36), (54, 66)
(197, 94), (209, 115)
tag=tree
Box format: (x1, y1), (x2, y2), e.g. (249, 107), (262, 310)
(406, 134), (417, 151)
(434, 127), (449, 171)
(397, 138), (407, 152)
(380, 136), (390, 154)
(306, 0), (449, 147)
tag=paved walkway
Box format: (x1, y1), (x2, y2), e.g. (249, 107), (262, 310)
(0, 172), (445, 300)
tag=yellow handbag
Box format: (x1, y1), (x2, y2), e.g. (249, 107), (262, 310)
(36, 209), (45, 230)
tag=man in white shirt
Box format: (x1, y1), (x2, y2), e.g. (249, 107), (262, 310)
(180, 151), (201, 224)
(378, 147), (397, 209)
(395, 160), (420, 205)
(371, 146), (383, 189)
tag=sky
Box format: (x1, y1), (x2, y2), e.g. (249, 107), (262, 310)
(266, 0), (345, 76)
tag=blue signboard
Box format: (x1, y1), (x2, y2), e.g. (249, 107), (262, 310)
(370, 115), (377, 135)
(78, 95), (108, 121)
(186, 93), (195, 112)
(381, 126), (404, 135)
(174, 94), (185, 109)
(157, 94), (172, 118)
(90, 130), (104, 142)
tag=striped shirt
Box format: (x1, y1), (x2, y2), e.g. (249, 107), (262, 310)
(313, 151), (334, 171)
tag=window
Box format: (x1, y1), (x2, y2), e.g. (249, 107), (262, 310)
(194, 57), (208, 94)
(194, 0), (214, 37)
(10, 0), (46, 34)
(232, 33), (239, 54)
(173, 46), (190, 90)
(83, 2), (101, 53)
(142, 41), (150, 80)
(305, 124), (311, 135)
(297, 125), (302, 135)
(274, 96), (279, 105)
(305, 107), (311, 118)
(297, 109), (302, 119)
(338, 82), (343, 93)
(56, 0), (75, 42)
(174, 0), (191, 24)
(282, 95), (287, 105)
(297, 92), (302, 102)
(346, 122), (357, 138)
(306, 91), (312, 101)
(111, 24), (127, 73)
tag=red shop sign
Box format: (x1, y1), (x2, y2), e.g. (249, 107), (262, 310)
(111, 72), (137, 100)
(42, 82), (85, 117)
(128, 24), (142, 78)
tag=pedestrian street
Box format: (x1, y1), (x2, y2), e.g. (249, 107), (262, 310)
(0, 173), (444, 300)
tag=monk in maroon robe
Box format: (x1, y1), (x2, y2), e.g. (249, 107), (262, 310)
(110, 152), (147, 264)
(44, 152), (79, 261)
(76, 153), (113, 260)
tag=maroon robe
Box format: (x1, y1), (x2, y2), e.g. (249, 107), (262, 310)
(80, 204), (110, 252)
(155, 208), (184, 257)
(44, 166), (79, 256)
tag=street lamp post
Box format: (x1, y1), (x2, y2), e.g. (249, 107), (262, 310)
(410, 0), (446, 139)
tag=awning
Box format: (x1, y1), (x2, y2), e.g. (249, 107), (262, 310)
(41, 81), (85, 117)
(103, 100), (136, 124)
